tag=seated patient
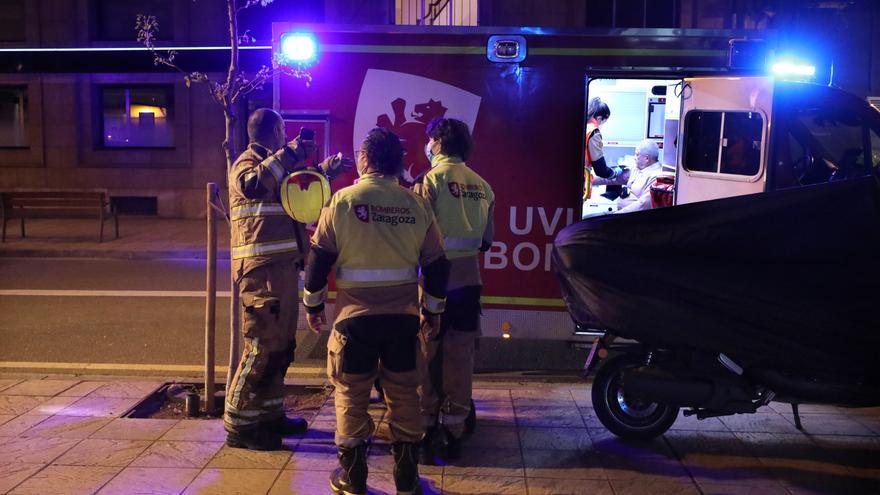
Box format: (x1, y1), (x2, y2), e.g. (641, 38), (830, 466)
(592, 139), (663, 214)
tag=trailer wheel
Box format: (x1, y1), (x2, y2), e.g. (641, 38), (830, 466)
(591, 354), (679, 440)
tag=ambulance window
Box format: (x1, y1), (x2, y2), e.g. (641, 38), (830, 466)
(719, 112), (762, 176)
(682, 111), (721, 173)
(770, 130), (809, 190)
(794, 105), (871, 181)
(684, 110), (763, 176)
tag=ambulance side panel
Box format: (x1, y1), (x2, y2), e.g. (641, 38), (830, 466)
(272, 25), (734, 339)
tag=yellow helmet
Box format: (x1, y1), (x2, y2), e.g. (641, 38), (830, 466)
(280, 169), (332, 224)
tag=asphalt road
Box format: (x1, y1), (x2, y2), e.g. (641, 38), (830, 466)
(0, 257), (584, 375)
(0, 258), (327, 373)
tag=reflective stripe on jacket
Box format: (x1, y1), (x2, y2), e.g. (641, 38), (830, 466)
(228, 144), (304, 279)
(423, 156), (494, 259)
(230, 202), (287, 221)
(331, 174), (433, 289)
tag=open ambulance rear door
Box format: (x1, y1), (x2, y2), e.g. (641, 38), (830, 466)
(675, 76), (772, 205)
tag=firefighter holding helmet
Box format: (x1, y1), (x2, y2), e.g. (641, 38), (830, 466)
(415, 117), (495, 463)
(304, 127), (449, 495)
(225, 108), (340, 451)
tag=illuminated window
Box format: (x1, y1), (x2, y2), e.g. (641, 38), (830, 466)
(683, 110), (762, 176)
(396, 0), (478, 26)
(101, 86), (173, 148)
(0, 87), (28, 148)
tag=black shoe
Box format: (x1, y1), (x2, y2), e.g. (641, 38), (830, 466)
(442, 427), (462, 461)
(225, 427), (283, 451)
(392, 442), (423, 495)
(418, 425), (445, 465)
(264, 415), (308, 437)
(464, 399), (476, 436)
(330, 444), (367, 495)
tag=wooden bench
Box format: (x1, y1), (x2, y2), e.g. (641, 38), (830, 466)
(1, 190), (119, 243)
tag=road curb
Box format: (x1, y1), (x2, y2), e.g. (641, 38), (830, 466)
(0, 248), (230, 260)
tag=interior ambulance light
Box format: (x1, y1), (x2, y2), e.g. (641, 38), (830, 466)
(280, 32), (318, 66)
(771, 60), (816, 79)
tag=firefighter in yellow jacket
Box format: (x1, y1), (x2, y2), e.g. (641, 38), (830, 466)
(224, 108), (316, 451)
(414, 118), (494, 463)
(304, 128), (449, 495)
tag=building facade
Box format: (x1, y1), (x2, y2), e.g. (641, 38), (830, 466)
(0, 0), (876, 218)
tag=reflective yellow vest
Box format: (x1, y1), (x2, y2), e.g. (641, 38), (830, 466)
(423, 156), (494, 259)
(583, 119), (601, 201)
(332, 173), (434, 289)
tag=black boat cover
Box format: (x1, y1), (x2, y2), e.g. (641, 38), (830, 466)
(553, 176), (880, 381)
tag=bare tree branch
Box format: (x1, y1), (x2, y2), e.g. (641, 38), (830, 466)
(137, 0), (309, 169)
(237, 0), (275, 14)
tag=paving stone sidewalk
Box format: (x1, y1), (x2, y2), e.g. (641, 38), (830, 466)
(0, 376), (878, 494)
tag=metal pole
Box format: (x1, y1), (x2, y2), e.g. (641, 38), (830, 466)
(205, 183), (218, 415)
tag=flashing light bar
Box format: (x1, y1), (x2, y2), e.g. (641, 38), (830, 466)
(771, 60), (816, 78)
(279, 32), (318, 67)
(0, 46), (270, 53)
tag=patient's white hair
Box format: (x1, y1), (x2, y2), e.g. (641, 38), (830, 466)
(636, 140), (660, 161)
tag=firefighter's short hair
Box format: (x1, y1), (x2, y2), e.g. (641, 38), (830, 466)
(427, 118), (474, 162)
(247, 108), (283, 145)
(361, 127), (405, 176)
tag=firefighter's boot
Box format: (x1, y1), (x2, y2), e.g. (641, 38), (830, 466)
(330, 444), (368, 495)
(264, 415), (308, 437)
(418, 425), (445, 465)
(464, 399), (476, 436)
(392, 442), (423, 495)
(225, 427), (283, 451)
(442, 426), (462, 461)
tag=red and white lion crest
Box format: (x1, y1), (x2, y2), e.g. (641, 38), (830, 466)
(354, 204), (370, 223)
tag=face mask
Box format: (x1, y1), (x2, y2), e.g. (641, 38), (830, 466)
(425, 142), (436, 165)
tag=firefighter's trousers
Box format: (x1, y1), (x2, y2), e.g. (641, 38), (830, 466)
(418, 286), (481, 438)
(328, 314), (423, 447)
(224, 262), (299, 433)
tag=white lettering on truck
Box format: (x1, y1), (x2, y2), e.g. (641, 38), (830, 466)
(485, 207), (576, 272)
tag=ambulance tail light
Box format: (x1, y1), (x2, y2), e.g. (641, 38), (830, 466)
(279, 32), (318, 67)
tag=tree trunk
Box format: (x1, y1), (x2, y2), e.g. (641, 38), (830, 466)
(224, 0), (242, 403)
(223, 109), (237, 172)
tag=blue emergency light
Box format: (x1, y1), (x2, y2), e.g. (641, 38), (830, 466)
(279, 32), (318, 67)
(770, 58), (816, 80)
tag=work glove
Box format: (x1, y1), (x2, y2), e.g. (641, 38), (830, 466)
(282, 135), (316, 166)
(319, 152), (354, 180)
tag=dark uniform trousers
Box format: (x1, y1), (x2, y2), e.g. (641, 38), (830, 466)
(328, 314), (424, 447)
(418, 285), (481, 438)
(224, 261), (299, 433)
